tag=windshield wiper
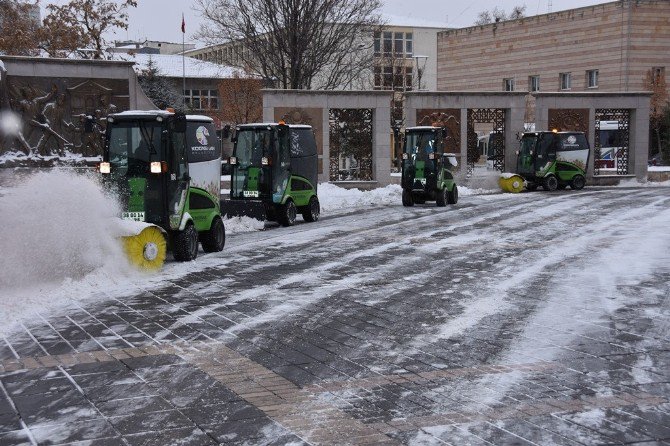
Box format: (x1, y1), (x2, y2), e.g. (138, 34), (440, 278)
(139, 121), (157, 155)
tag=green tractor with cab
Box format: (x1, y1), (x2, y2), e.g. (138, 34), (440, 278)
(499, 130), (589, 193)
(222, 122), (320, 226)
(100, 110), (225, 269)
(399, 126), (459, 207)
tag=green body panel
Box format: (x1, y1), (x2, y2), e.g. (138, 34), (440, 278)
(414, 161), (426, 179)
(185, 187), (220, 233)
(127, 178), (147, 213)
(246, 167), (261, 192)
(278, 175), (316, 207)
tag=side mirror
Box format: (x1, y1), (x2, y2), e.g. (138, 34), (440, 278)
(221, 124), (231, 139)
(172, 112), (187, 133)
(277, 123), (288, 138)
(231, 127), (239, 143)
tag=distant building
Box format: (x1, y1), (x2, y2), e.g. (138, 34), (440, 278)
(110, 40), (197, 56)
(114, 53), (236, 115)
(185, 14), (449, 91)
(436, 0), (670, 92)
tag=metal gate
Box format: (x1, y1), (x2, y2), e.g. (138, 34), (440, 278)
(594, 109), (630, 176)
(328, 108), (374, 181)
(466, 108), (505, 176)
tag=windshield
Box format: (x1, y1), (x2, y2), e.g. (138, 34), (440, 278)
(232, 128), (272, 198)
(519, 135), (537, 157)
(107, 120), (162, 175)
(404, 131), (436, 159)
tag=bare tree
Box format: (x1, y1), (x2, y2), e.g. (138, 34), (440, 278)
(43, 0), (137, 59)
(214, 72), (263, 125)
(644, 68), (669, 159)
(195, 0), (382, 90)
(475, 4), (526, 25)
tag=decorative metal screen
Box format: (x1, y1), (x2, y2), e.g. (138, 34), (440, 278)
(466, 108), (505, 176)
(328, 109), (374, 181)
(594, 109), (630, 176)
(417, 109), (461, 155)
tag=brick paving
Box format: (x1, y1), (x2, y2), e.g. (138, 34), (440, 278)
(1, 188), (670, 445)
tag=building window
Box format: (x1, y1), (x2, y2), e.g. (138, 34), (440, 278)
(587, 69), (598, 88)
(383, 32), (392, 55)
(529, 75), (540, 92)
(405, 33), (413, 56)
(373, 32), (381, 56)
(560, 72), (571, 90)
(184, 89), (219, 111)
(653, 66), (665, 85)
(394, 32), (403, 55)
(503, 78), (515, 91)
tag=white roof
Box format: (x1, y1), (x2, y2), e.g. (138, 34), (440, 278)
(380, 12), (449, 29)
(112, 53), (237, 79)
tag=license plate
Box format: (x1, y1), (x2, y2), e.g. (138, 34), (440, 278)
(243, 190), (259, 198)
(122, 211), (145, 221)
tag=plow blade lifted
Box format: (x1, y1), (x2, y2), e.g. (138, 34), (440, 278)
(220, 199), (267, 221)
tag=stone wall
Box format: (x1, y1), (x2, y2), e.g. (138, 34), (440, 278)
(0, 56), (155, 163)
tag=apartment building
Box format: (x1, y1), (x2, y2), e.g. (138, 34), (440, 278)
(436, 0), (670, 92)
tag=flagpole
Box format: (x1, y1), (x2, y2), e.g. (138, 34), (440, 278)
(182, 13), (186, 110)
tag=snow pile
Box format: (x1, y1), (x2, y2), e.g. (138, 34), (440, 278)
(0, 170), (129, 289)
(222, 215), (266, 233)
(318, 183), (402, 211)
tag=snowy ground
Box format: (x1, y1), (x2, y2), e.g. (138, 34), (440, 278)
(0, 170), (669, 445)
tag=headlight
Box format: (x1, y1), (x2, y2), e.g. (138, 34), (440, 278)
(402, 153), (409, 160)
(429, 153), (435, 160)
(150, 162), (162, 173)
(261, 157), (269, 166)
(229, 156), (237, 165)
(99, 162), (111, 174)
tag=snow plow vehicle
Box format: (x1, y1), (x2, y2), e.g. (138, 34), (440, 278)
(399, 126), (459, 207)
(99, 110), (225, 270)
(222, 122), (320, 226)
(499, 130), (589, 193)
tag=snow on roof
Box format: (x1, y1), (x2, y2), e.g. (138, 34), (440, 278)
(380, 12), (449, 29)
(112, 53), (238, 79)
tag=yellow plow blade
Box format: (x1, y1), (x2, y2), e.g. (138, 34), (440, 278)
(499, 174), (525, 193)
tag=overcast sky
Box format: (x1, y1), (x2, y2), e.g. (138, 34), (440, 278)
(42, 0), (609, 46)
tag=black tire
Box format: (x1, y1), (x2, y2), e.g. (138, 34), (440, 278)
(302, 196), (320, 222)
(447, 185), (459, 205)
(279, 199), (297, 226)
(570, 174), (586, 190)
(200, 216), (225, 253)
(402, 189), (414, 207)
(173, 223), (198, 261)
(542, 175), (558, 192)
(436, 187), (447, 207)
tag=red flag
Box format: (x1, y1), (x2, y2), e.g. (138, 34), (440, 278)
(181, 13), (185, 33)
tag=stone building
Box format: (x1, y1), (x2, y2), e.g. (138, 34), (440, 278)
(436, 0), (669, 93)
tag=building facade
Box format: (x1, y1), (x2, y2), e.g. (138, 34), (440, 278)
(185, 17), (447, 92)
(436, 0), (670, 92)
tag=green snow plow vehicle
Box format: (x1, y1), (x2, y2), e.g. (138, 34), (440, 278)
(399, 126), (459, 207)
(100, 110), (225, 270)
(499, 130), (589, 193)
(222, 122), (320, 226)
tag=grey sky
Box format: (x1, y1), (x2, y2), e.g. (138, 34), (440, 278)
(43, 0), (609, 46)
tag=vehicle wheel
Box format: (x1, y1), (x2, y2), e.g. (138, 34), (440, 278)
(447, 185), (459, 205)
(402, 189), (414, 207)
(436, 187), (447, 207)
(279, 199), (297, 226)
(570, 174), (586, 190)
(173, 223), (198, 261)
(200, 216), (225, 253)
(542, 175), (558, 192)
(302, 196), (320, 222)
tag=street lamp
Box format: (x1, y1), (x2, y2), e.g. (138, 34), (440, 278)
(413, 55), (429, 91)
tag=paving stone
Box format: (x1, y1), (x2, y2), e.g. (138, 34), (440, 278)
(124, 426), (216, 446)
(12, 389), (99, 426)
(29, 418), (118, 445)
